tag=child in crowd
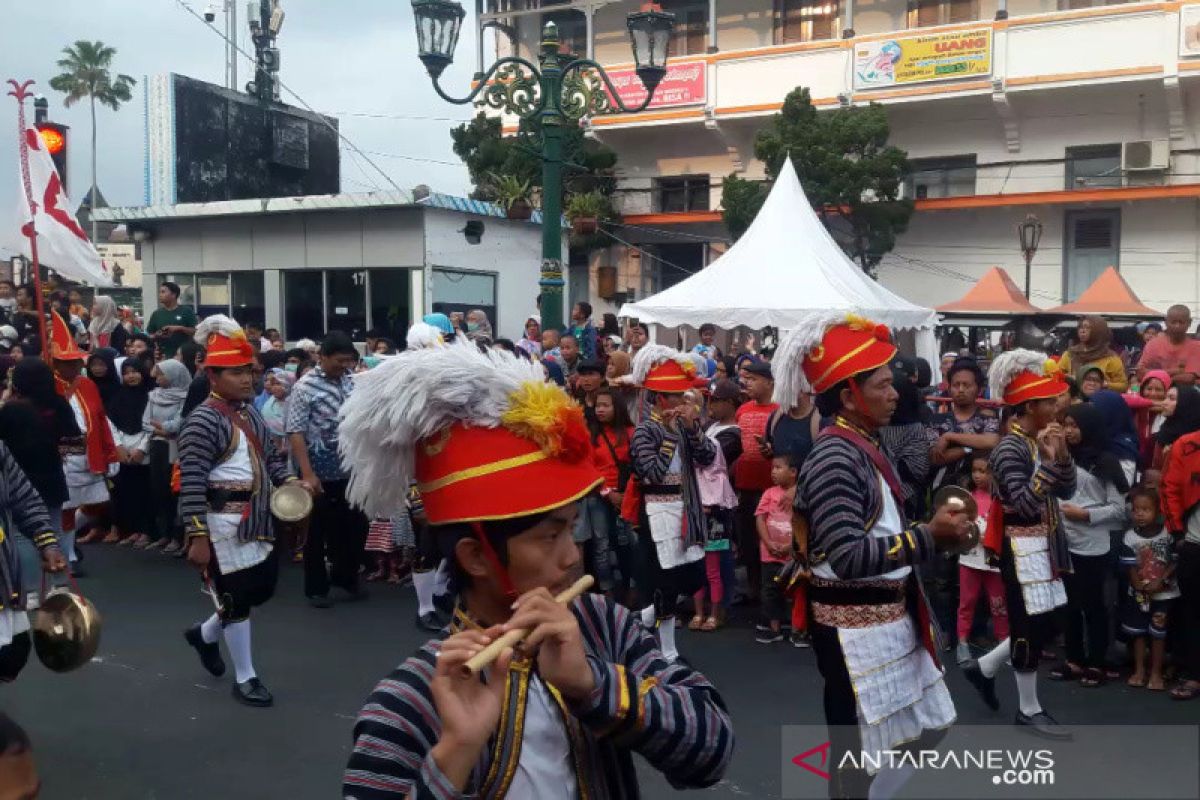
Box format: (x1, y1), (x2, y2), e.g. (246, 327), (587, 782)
(364, 516), (409, 583)
(691, 380), (741, 632)
(143, 359), (191, 554)
(956, 453), (1008, 663)
(1120, 487), (1179, 691)
(259, 368), (294, 460)
(589, 386), (636, 604)
(755, 453), (798, 644)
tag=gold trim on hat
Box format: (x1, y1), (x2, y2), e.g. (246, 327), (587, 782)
(812, 337), (894, 391)
(417, 450), (550, 494)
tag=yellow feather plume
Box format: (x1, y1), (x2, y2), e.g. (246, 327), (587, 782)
(501, 380), (581, 457)
(844, 313), (878, 331)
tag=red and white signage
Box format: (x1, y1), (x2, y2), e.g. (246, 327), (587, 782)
(605, 59), (706, 110)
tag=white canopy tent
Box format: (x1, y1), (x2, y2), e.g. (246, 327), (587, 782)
(618, 158), (940, 376)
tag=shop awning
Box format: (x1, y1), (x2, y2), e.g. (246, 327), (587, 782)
(936, 267), (1043, 315)
(1042, 267), (1162, 318)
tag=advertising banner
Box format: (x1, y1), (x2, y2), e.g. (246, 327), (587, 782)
(854, 29), (991, 90)
(604, 59), (706, 109)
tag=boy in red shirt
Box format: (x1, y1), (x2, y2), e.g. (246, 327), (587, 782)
(735, 360), (779, 600)
(755, 453), (798, 643)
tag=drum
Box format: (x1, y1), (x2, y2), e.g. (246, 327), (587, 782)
(32, 589), (102, 673)
(271, 481), (313, 523)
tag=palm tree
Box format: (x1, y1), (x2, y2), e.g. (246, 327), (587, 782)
(49, 40), (136, 244)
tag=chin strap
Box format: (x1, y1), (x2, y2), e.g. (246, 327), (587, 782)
(471, 522), (518, 603)
(848, 376), (871, 421)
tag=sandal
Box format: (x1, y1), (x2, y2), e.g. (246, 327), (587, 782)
(687, 615), (704, 631)
(1048, 662), (1084, 681)
(1079, 667), (1106, 687)
(700, 615), (720, 632)
(1170, 681), (1200, 700)
(1127, 673), (1147, 688)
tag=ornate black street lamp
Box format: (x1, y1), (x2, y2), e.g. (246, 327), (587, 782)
(1017, 213), (1043, 299)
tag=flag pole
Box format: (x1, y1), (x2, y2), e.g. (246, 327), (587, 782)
(7, 79), (50, 362)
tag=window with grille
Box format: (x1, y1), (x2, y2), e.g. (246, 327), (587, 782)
(908, 0), (978, 27)
(654, 175), (711, 212)
(905, 156), (976, 199)
(1065, 144), (1122, 190)
(779, 0), (839, 43)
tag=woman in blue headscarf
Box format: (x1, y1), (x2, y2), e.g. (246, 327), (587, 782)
(1089, 389), (1140, 485)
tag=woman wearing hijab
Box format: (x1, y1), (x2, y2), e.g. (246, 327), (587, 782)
(0, 359), (81, 578)
(465, 309), (493, 343)
(1054, 403), (1129, 687)
(108, 359), (153, 547)
(1058, 316), (1128, 392)
(516, 316), (542, 358)
(86, 348), (121, 411)
(879, 372), (932, 520)
(88, 295), (127, 353)
(1132, 369), (1172, 467)
(1089, 388), (1141, 485)
(143, 358), (191, 553)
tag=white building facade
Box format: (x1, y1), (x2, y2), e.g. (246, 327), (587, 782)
(480, 0), (1200, 315)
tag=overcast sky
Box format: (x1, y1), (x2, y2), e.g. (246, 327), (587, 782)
(0, 0), (481, 254)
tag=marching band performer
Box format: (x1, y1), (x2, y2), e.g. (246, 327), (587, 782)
(629, 344), (714, 664)
(50, 311), (118, 575)
(339, 340), (733, 799)
(0, 442), (66, 683)
(179, 316), (295, 707)
(778, 314), (970, 800)
(962, 350), (1074, 740)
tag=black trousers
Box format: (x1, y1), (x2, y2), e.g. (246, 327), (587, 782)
(635, 507), (705, 617)
(1000, 538), (1058, 672)
(1177, 542), (1200, 681)
(811, 618), (947, 800)
(0, 632), (31, 683)
(213, 545), (280, 623)
(147, 440), (178, 543)
(736, 489), (765, 599)
(303, 479), (369, 598)
(1062, 551), (1110, 668)
(112, 463), (151, 535)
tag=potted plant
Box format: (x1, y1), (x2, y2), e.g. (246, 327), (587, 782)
(566, 191), (605, 235)
(490, 173), (534, 220)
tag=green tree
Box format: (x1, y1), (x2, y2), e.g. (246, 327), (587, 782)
(720, 87), (912, 276)
(450, 112), (618, 204)
(49, 40), (136, 244)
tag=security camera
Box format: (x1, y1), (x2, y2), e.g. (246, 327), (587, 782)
(204, 4), (217, 22)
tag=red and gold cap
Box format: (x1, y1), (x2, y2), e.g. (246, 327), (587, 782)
(988, 349), (1069, 406)
(195, 315), (255, 368)
(632, 344), (697, 394)
(49, 310), (85, 362)
(339, 343), (602, 526)
(801, 317), (897, 394)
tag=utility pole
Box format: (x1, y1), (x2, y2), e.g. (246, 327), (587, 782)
(248, 0), (282, 103)
(226, 0), (238, 91)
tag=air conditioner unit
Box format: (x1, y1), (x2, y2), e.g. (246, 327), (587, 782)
(1122, 139), (1169, 172)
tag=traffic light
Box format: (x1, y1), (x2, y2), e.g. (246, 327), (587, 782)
(34, 122), (69, 194)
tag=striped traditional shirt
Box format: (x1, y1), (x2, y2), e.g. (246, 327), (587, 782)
(631, 414), (715, 547)
(989, 426), (1076, 570)
(797, 422), (936, 580)
(178, 397), (289, 543)
(287, 366), (354, 480)
(343, 593), (734, 799)
(0, 441), (57, 610)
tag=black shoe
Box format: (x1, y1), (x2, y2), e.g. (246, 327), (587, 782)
(1015, 710), (1072, 740)
(232, 677), (273, 707)
(337, 585), (369, 603)
(307, 594), (333, 609)
(962, 659), (1000, 711)
(417, 611), (445, 632)
(184, 625), (226, 677)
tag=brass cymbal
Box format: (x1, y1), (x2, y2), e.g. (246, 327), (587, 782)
(32, 590), (102, 673)
(932, 485), (979, 520)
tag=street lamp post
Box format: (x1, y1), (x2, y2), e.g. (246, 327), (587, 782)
(409, 0), (674, 333)
(1017, 213), (1043, 299)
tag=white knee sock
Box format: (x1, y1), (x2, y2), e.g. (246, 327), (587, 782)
(223, 620), (256, 683)
(58, 530), (78, 563)
(413, 570), (436, 617)
(432, 559), (450, 596)
(1015, 670), (1042, 716)
(978, 638), (1010, 678)
(199, 613), (222, 645)
(869, 764), (916, 800)
(658, 616), (679, 662)
(640, 605), (656, 629)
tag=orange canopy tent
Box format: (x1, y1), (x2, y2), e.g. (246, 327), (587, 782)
(1042, 266), (1162, 318)
(937, 266), (1044, 316)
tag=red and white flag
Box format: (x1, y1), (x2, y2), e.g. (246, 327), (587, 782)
(16, 125), (112, 286)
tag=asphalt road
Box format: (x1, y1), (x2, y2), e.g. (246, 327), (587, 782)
(4, 546), (1196, 799)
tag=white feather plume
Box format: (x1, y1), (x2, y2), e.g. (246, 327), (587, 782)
(988, 348), (1050, 401)
(406, 322), (444, 350)
(771, 310), (856, 406)
(631, 343), (685, 386)
(194, 314), (243, 345)
(338, 339), (546, 518)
